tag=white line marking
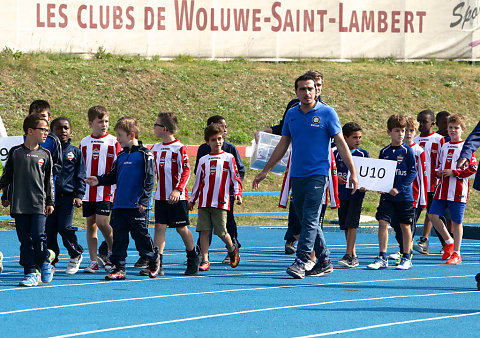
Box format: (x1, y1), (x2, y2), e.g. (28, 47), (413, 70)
(294, 311), (480, 337)
(1, 274), (473, 316)
(49, 289), (479, 338)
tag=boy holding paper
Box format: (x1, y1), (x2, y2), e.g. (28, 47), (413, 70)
(367, 115), (416, 270)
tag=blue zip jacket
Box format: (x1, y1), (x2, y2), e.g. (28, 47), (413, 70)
(379, 143), (416, 202)
(97, 142), (155, 209)
(55, 139), (86, 199)
(334, 147), (369, 200)
(460, 120), (480, 191)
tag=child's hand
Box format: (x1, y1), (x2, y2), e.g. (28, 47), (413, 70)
(85, 176), (99, 186)
(440, 169), (453, 177)
(45, 206), (54, 215)
(138, 204), (147, 212)
(1, 199), (10, 207)
(235, 195), (242, 205)
(189, 201), (195, 211)
(338, 176), (347, 185)
(73, 198), (82, 208)
(359, 187), (367, 192)
(435, 171), (442, 178)
(388, 188), (399, 196)
(168, 190), (181, 204)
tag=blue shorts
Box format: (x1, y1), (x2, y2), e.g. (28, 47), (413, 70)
(429, 199), (466, 224)
(376, 199), (414, 225)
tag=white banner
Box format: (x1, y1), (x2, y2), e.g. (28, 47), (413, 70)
(2, 0), (480, 60)
(347, 156), (397, 193)
(0, 136), (24, 166)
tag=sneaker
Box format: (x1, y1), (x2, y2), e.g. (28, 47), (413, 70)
(338, 254), (356, 268)
(367, 257), (388, 270)
(351, 256), (360, 267)
(0, 251), (3, 274)
(306, 260), (334, 277)
(148, 259), (160, 279)
(19, 273), (39, 287)
(140, 254), (164, 277)
(442, 243), (455, 260)
(389, 251), (401, 260)
(97, 255), (106, 268)
(199, 261), (210, 271)
(304, 259), (316, 271)
(440, 243), (445, 254)
(396, 257), (413, 270)
(41, 249), (56, 283)
(446, 252), (462, 265)
(134, 256), (149, 269)
(228, 248), (240, 268)
(221, 253), (230, 264)
(104, 259), (115, 272)
(66, 254), (83, 275)
(84, 261), (99, 273)
(105, 269), (126, 280)
(475, 273), (480, 291)
(286, 259), (306, 279)
(185, 255), (199, 275)
(285, 240), (296, 254)
(413, 237), (429, 255)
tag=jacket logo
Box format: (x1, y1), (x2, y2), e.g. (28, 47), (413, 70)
(38, 159), (44, 168)
(67, 152), (75, 160)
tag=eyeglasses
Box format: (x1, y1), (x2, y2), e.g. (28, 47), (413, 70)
(154, 123), (165, 128)
(33, 127), (49, 133)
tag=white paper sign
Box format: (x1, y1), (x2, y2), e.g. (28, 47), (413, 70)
(0, 136), (24, 166)
(347, 157), (397, 193)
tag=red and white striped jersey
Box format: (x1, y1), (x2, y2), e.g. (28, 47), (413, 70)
(190, 151), (242, 211)
(151, 139), (190, 201)
(80, 133), (121, 202)
(433, 140), (477, 203)
(413, 132), (445, 192)
(410, 143), (428, 208)
(279, 150), (339, 209)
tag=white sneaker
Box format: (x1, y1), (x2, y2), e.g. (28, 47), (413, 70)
(83, 260), (99, 273)
(389, 251), (401, 260)
(66, 254), (83, 275)
(304, 259), (316, 272)
(395, 257), (412, 270)
(367, 257), (388, 270)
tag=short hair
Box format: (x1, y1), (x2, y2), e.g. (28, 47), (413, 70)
(114, 117), (139, 139)
(157, 112), (178, 133)
(204, 123), (224, 142)
(387, 114), (407, 131)
(405, 116), (419, 130)
(447, 114), (466, 129)
(23, 113), (48, 134)
(294, 74), (316, 90)
(342, 122), (362, 137)
(417, 109), (435, 121)
(303, 70), (323, 81)
(87, 105), (109, 122)
(29, 100), (51, 115)
(436, 110), (451, 122)
(50, 117), (71, 132)
(207, 115), (225, 126)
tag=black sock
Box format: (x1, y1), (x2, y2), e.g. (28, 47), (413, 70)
(379, 252), (387, 260)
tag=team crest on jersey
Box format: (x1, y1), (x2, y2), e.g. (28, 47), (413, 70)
(92, 149), (100, 160)
(67, 152), (75, 160)
(396, 155), (403, 164)
(311, 116), (321, 127)
(38, 159), (44, 168)
(210, 164), (216, 175)
(159, 157), (165, 167)
(446, 152), (453, 163)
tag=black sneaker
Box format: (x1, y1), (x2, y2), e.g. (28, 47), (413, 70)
(105, 269), (126, 280)
(134, 256), (149, 269)
(285, 240), (296, 255)
(351, 256), (360, 267)
(338, 254), (354, 268)
(286, 258), (306, 279)
(185, 255), (199, 275)
(306, 260), (333, 277)
(413, 237), (429, 255)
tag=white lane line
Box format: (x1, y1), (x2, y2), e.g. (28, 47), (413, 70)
(49, 289), (479, 338)
(1, 274), (473, 316)
(294, 311), (480, 337)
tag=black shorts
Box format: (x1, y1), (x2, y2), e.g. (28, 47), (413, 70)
(82, 201), (112, 217)
(338, 197), (364, 230)
(376, 199), (414, 225)
(154, 200), (190, 228)
(426, 192), (435, 212)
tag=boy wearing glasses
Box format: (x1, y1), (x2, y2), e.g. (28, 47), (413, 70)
(0, 114), (56, 286)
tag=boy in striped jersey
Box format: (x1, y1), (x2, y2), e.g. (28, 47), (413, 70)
(80, 106), (121, 273)
(189, 123), (242, 271)
(428, 114), (477, 265)
(147, 112), (199, 276)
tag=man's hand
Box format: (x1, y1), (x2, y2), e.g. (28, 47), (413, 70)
(73, 198), (82, 208)
(457, 157), (468, 170)
(168, 189), (181, 204)
(252, 171), (267, 190)
(348, 174), (359, 195)
(85, 176), (99, 186)
(45, 206), (54, 215)
(138, 204), (147, 213)
(235, 195), (242, 205)
(189, 201), (195, 211)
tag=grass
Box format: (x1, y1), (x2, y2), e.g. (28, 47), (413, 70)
(1, 52), (480, 228)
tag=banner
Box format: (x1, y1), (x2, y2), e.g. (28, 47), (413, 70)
(0, 136), (24, 166)
(2, 0), (480, 60)
(347, 156), (397, 193)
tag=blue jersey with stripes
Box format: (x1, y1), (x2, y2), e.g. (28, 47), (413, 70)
(334, 148), (369, 200)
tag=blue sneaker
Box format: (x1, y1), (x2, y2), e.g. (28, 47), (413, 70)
(41, 249), (56, 283)
(19, 273), (39, 287)
(286, 259), (306, 279)
(367, 256), (388, 270)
